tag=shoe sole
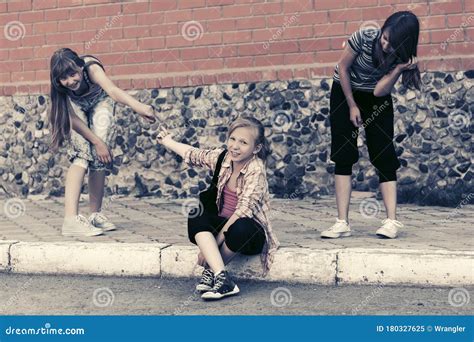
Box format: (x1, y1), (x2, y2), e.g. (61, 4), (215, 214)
(376, 232), (397, 239)
(62, 231), (104, 237)
(196, 284), (213, 292)
(320, 231), (352, 239)
(201, 285), (240, 300)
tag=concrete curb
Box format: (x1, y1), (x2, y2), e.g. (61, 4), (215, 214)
(1, 241), (472, 286)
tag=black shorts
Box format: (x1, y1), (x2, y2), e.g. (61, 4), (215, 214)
(329, 81), (400, 182)
(188, 210), (266, 256)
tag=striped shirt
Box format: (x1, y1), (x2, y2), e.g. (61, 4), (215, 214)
(333, 28), (392, 91)
(184, 147), (280, 275)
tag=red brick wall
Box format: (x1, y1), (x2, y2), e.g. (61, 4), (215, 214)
(1, 0), (473, 95)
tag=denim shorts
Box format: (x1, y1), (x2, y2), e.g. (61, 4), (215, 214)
(68, 95), (116, 171)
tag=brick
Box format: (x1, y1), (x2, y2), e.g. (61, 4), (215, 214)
(97, 53), (125, 66)
(0, 50), (8, 61)
(188, 75), (202, 86)
(206, 0), (234, 5)
(110, 39), (138, 52)
(194, 58), (223, 70)
(44, 8), (69, 21)
(86, 41), (110, 53)
(254, 54), (284, 67)
(284, 53), (315, 65)
(122, 2), (149, 14)
(70, 6), (95, 20)
(34, 22), (57, 34)
(206, 19), (235, 32)
(238, 43), (268, 56)
(193, 32), (222, 46)
(330, 37), (347, 50)
(293, 12), (327, 25)
(58, 19), (83, 32)
(222, 31), (251, 44)
(281, 26), (313, 40)
(19, 11), (45, 23)
(267, 41), (299, 54)
(277, 69), (292, 80)
(32, 0), (56, 10)
(45, 32), (71, 45)
(314, 23), (345, 37)
(152, 50), (180, 63)
(137, 37), (165, 50)
(329, 9), (363, 22)
(430, 1), (463, 15)
(202, 73), (217, 84)
(298, 38), (331, 52)
(131, 78), (146, 89)
(225, 56), (253, 68)
(13, 47), (34, 60)
(12, 71), (35, 82)
(252, 2), (281, 15)
(96, 27), (123, 41)
(447, 14), (474, 28)
(193, 7), (221, 20)
(222, 5), (251, 18)
(174, 76), (189, 87)
(150, 0), (178, 11)
(179, 0), (206, 9)
(165, 35), (195, 48)
(124, 26), (151, 39)
(166, 60), (194, 72)
(0, 60), (22, 72)
(315, 50), (344, 63)
(293, 68), (310, 78)
(216, 72), (233, 83)
(361, 6), (394, 20)
(96, 4), (122, 17)
(112, 64), (141, 75)
(234, 17), (266, 30)
(164, 10), (192, 23)
(35, 70), (50, 81)
(430, 30), (463, 44)
(252, 29), (273, 42)
(209, 45), (237, 58)
(0, 3), (7, 13)
(314, 0), (346, 10)
(180, 47), (209, 60)
(349, 0), (378, 6)
(7, 1), (32, 12)
(138, 62), (166, 74)
(136, 13), (165, 26)
(20, 34), (46, 47)
(120, 14), (137, 27)
(282, 0), (313, 13)
(151, 23), (178, 36)
(125, 51), (152, 64)
(420, 16), (446, 30)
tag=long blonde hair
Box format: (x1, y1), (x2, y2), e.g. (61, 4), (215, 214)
(228, 116), (271, 160)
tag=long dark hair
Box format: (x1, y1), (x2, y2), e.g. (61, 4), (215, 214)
(228, 116), (271, 161)
(373, 11), (421, 90)
(49, 48), (85, 149)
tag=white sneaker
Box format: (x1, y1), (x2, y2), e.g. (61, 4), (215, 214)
(376, 218), (403, 239)
(62, 215), (104, 237)
(89, 212), (117, 232)
(320, 219), (352, 238)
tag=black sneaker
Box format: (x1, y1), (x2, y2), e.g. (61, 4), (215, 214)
(196, 268), (214, 292)
(201, 270), (240, 300)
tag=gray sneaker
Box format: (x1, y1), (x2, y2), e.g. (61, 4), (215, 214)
(89, 212), (117, 232)
(62, 215), (104, 237)
(196, 268), (214, 292)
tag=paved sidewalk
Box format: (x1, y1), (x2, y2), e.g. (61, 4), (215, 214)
(0, 194), (472, 286)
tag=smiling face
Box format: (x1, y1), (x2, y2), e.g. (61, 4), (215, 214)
(59, 70), (82, 91)
(380, 30), (394, 54)
(227, 126), (261, 165)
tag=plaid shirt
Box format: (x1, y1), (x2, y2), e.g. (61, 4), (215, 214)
(184, 147), (280, 274)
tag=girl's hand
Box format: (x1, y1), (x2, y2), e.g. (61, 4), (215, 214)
(94, 139), (113, 164)
(349, 105), (362, 127)
(197, 252), (206, 267)
(139, 105), (157, 123)
(156, 127), (173, 145)
(396, 56), (418, 72)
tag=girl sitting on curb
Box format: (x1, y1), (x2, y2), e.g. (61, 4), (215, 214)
(157, 116), (279, 300)
(49, 48), (156, 237)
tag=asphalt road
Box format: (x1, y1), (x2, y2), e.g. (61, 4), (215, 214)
(0, 274), (472, 315)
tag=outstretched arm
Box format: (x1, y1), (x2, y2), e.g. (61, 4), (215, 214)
(157, 128), (192, 159)
(86, 63), (156, 122)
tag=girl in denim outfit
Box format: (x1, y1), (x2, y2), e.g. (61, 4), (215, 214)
(49, 48), (156, 237)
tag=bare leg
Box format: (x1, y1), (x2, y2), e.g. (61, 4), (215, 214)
(64, 165), (87, 217)
(380, 181), (397, 220)
(89, 170), (105, 213)
(195, 232), (225, 274)
(335, 175), (352, 221)
(219, 242), (237, 265)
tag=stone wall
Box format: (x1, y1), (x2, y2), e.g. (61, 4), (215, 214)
(0, 71), (472, 206)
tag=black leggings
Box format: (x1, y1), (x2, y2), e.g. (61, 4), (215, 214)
(329, 81), (400, 183)
(188, 210), (266, 256)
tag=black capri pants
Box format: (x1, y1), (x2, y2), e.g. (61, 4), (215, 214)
(329, 81), (401, 183)
(188, 210), (266, 255)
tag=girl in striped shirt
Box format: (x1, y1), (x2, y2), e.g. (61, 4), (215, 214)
(322, 11), (421, 240)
